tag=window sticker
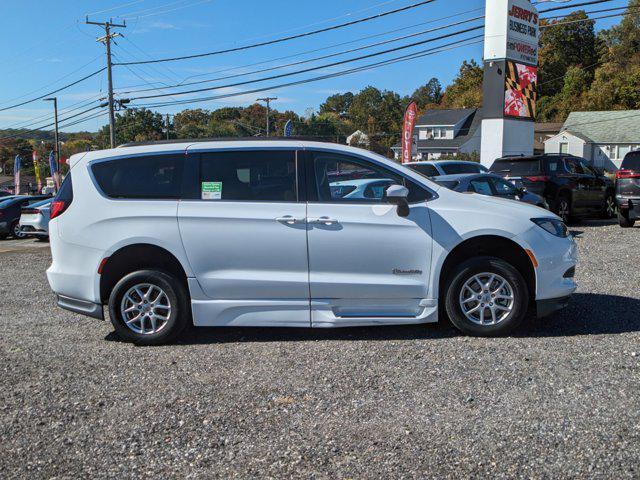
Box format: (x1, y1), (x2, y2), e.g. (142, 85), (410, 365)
(202, 181), (222, 200)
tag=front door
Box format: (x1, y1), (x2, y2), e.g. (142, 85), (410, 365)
(178, 149), (310, 327)
(304, 150), (435, 326)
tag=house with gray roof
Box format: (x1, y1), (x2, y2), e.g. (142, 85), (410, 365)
(392, 108), (482, 161)
(544, 110), (640, 170)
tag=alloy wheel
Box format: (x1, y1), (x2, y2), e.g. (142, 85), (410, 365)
(458, 272), (515, 326)
(12, 223), (26, 239)
(605, 196), (616, 218)
(120, 283), (172, 335)
(558, 199), (570, 223)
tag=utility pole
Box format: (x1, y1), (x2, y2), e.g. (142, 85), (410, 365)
(86, 17), (126, 148)
(165, 113), (170, 140)
(43, 97), (59, 170)
(257, 97), (277, 137)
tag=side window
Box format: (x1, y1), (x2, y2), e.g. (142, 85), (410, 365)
(491, 178), (517, 196)
(199, 150), (297, 202)
(468, 178), (493, 196)
(563, 158), (584, 175)
(579, 159), (596, 176)
(409, 163), (439, 177)
(92, 154), (184, 199)
(311, 152), (429, 203)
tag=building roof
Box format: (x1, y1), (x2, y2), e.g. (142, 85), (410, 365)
(535, 122), (563, 133)
(561, 110), (640, 143)
(415, 108), (476, 126)
(415, 108), (482, 150)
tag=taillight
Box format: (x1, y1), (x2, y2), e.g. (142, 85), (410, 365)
(50, 201), (68, 220)
(523, 175), (550, 182)
(616, 169), (640, 179)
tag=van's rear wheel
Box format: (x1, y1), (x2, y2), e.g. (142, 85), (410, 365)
(444, 256), (529, 336)
(108, 270), (189, 345)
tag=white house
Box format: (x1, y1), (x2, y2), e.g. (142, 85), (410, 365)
(544, 110), (640, 170)
(392, 108), (482, 160)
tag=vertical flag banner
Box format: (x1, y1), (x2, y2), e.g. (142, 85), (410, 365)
(284, 119), (293, 137)
(14, 155), (21, 194)
(401, 101), (418, 164)
(49, 150), (61, 191)
(32, 151), (42, 192)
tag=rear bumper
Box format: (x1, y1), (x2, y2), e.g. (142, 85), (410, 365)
(616, 196), (640, 219)
(19, 225), (49, 236)
(56, 294), (104, 320)
(536, 295), (572, 318)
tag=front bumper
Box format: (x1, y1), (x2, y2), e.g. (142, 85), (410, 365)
(536, 295), (572, 318)
(56, 294), (104, 320)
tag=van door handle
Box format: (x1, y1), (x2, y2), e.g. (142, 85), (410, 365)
(309, 216), (338, 225)
(276, 215), (304, 225)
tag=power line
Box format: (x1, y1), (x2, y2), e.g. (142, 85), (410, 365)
(538, 0), (614, 13)
(118, 15), (484, 95)
(0, 105), (104, 140)
(0, 68), (106, 113)
(114, 0), (438, 65)
(128, 25), (484, 101)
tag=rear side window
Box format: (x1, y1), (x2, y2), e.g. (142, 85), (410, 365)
(199, 150), (297, 202)
(490, 158), (541, 175)
(621, 151), (640, 171)
(92, 155), (184, 199)
(408, 163), (439, 177)
(469, 178), (493, 195)
(441, 163), (484, 175)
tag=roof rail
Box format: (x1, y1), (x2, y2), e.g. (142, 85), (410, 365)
(117, 136), (336, 148)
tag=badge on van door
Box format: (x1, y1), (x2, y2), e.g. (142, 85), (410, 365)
(202, 182), (222, 200)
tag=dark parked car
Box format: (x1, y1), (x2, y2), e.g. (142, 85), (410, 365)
(490, 154), (615, 223)
(615, 150), (640, 228)
(406, 160), (489, 177)
(434, 173), (549, 209)
(0, 195), (52, 239)
(0, 191), (12, 198)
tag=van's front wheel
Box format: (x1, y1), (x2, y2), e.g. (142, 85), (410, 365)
(108, 270), (189, 345)
(444, 257), (529, 336)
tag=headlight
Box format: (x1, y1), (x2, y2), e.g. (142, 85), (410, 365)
(531, 217), (569, 238)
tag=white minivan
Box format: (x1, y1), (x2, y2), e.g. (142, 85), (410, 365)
(47, 140), (577, 344)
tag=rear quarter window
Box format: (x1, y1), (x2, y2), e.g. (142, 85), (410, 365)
(621, 151), (640, 171)
(441, 163), (484, 175)
(91, 154), (184, 199)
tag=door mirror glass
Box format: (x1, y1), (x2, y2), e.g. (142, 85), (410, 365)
(385, 184), (410, 217)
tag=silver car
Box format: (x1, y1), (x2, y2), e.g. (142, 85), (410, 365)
(19, 199), (51, 239)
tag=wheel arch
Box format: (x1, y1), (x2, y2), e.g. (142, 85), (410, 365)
(99, 243), (190, 304)
(436, 235), (536, 305)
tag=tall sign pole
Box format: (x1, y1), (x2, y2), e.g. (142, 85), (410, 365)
(257, 97), (277, 136)
(86, 17), (126, 149)
(480, 0), (539, 167)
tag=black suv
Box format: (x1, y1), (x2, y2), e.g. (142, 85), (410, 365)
(489, 154), (615, 223)
(615, 150), (640, 228)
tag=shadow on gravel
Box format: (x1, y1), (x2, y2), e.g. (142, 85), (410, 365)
(104, 293), (640, 345)
(518, 293), (640, 337)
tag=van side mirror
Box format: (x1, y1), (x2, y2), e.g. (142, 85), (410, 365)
(385, 184), (410, 217)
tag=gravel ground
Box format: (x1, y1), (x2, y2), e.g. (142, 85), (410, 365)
(1, 220), (639, 479)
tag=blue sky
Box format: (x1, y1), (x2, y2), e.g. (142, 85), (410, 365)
(0, 0), (630, 132)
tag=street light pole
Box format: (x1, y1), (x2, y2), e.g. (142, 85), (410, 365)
(44, 97), (59, 171)
(257, 97), (277, 137)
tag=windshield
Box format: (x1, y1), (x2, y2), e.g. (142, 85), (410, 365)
(621, 151), (640, 171)
(408, 163), (439, 177)
(490, 158), (541, 176)
(441, 163), (487, 175)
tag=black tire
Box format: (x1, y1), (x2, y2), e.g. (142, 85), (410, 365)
(444, 256), (529, 336)
(0, 233), (7, 240)
(108, 270), (189, 345)
(601, 192), (616, 219)
(555, 194), (572, 224)
(618, 211), (636, 228)
(36, 236), (49, 242)
(11, 221), (27, 239)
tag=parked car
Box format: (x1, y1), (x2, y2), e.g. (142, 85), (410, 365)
(47, 140), (577, 344)
(19, 198), (52, 239)
(433, 173), (549, 209)
(330, 178), (395, 200)
(0, 191), (12, 198)
(489, 154), (615, 223)
(406, 160), (489, 177)
(615, 150), (640, 228)
(0, 195), (52, 239)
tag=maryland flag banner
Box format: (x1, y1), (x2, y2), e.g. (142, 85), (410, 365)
(32, 151), (42, 192)
(504, 61), (538, 119)
(401, 101), (418, 164)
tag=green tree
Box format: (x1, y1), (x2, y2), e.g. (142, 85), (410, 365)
(441, 60), (483, 108)
(174, 109), (211, 138)
(411, 77), (443, 109)
(538, 11), (600, 97)
(319, 92), (354, 117)
(97, 108), (164, 147)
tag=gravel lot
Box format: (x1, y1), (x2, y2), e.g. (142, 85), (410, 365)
(1, 220), (639, 479)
